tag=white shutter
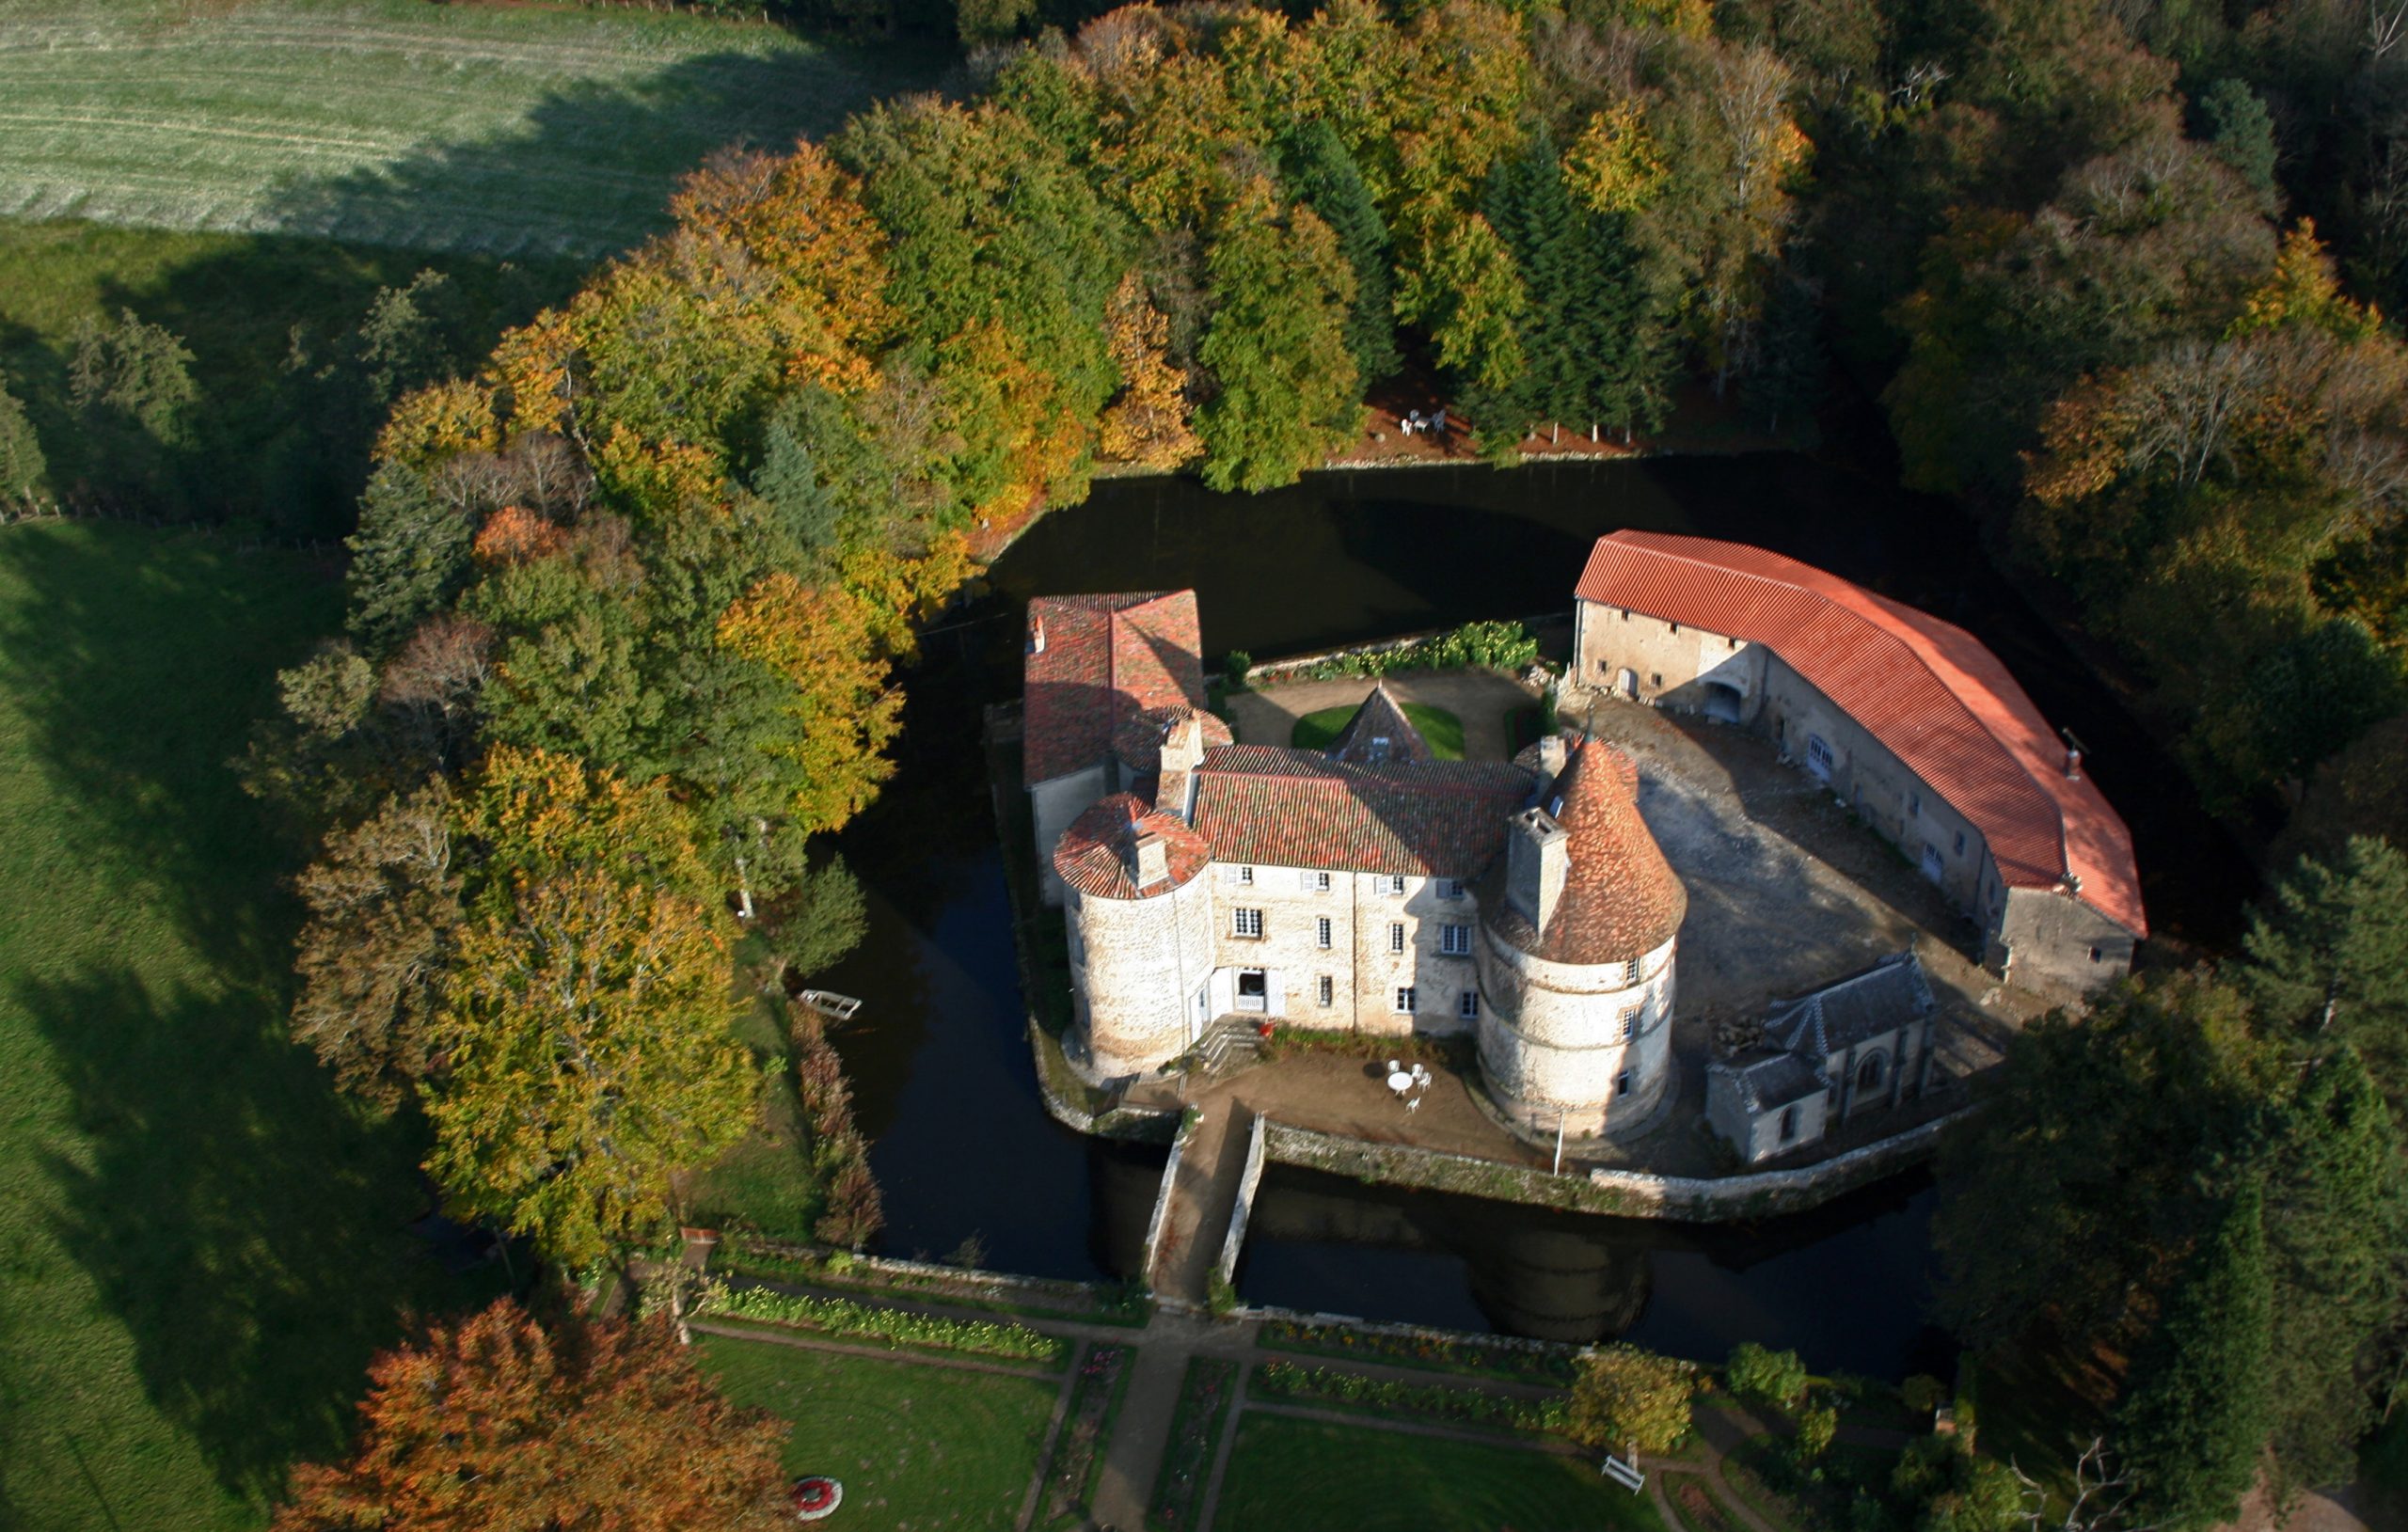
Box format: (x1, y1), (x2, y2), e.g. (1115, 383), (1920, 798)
(1264, 969), (1287, 1017)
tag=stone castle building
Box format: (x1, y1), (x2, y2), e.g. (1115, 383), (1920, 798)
(1570, 531), (2147, 998)
(1026, 592), (1685, 1138)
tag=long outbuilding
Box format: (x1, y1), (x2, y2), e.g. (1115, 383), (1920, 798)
(1571, 530), (2145, 998)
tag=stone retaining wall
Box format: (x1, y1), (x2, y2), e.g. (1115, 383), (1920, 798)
(1213, 1113), (1270, 1290)
(1140, 1111), (1198, 1293)
(1260, 1108), (1970, 1223)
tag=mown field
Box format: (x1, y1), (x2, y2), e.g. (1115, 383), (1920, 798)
(0, 520), (502, 1532)
(0, 0), (950, 258)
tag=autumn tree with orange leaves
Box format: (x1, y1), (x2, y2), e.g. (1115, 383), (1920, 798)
(274, 1301), (789, 1532)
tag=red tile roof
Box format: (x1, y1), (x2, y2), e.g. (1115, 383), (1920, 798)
(1575, 531), (2146, 937)
(1054, 793), (1213, 899)
(1023, 592), (1206, 784)
(1114, 704), (1234, 775)
(1190, 746), (1532, 877)
(1484, 741), (1687, 966)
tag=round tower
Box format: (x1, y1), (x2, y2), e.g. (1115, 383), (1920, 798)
(1476, 740), (1687, 1138)
(1054, 794), (1216, 1081)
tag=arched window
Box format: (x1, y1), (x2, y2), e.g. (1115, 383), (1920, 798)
(1857, 1052), (1888, 1090)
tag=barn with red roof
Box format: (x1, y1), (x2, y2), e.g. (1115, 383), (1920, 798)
(1571, 531), (2145, 997)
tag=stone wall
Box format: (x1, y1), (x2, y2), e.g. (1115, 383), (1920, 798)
(1214, 1113), (1270, 1289)
(1476, 930), (1675, 1136)
(1259, 1109), (1970, 1223)
(1069, 871), (1216, 1077)
(1141, 1112), (1198, 1293)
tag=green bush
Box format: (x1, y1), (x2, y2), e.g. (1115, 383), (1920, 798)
(1728, 1341), (1810, 1408)
(1792, 1403), (1837, 1465)
(1902, 1374), (1947, 1415)
(1268, 621), (1540, 685)
(700, 1284), (1067, 1365)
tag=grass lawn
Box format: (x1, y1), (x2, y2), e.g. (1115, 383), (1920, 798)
(698, 1335), (1062, 1531)
(1291, 702), (1465, 758)
(0, 520), (504, 1532)
(0, 0), (951, 259)
(1212, 1416), (1668, 1532)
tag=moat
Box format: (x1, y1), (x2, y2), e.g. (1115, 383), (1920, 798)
(808, 450), (2256, 1379)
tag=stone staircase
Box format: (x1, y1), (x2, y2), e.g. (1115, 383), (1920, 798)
(1196, 1019), (1265, 1074)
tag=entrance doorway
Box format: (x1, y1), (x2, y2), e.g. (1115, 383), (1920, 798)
(1615, 667), (1638, 700)
(1806, 734), (1834, 782)
(1921, 845), (1945, 884)
(1236, 969), (1268, 1013)
(1702, 681), (1743, 723)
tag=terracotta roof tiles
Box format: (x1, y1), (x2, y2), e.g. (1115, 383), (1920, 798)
(1053, 794), (1213, 899)
(1324, 683), (1433, 766)
(1023, 592), (1206, 784)
(1190, 746), (1532, 877)
(1482, 740), (1687, 966)
(1575, 532), (2146, 937)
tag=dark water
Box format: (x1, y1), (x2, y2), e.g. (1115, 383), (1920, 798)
(816, 452), (2253, 1371)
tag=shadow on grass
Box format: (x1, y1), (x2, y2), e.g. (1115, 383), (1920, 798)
(16, 969), (502, 1504)
(0, 524), (502, 1508)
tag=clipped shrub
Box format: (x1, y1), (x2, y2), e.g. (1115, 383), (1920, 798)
(1793, 1402), (1838, 1465)
(1569, 1345), (1696, 1453)
(1902, 1374), (1947, 1415)
(1727, 1341), (1810, 1408)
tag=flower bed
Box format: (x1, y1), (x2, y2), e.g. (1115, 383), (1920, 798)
(1040, 1344), (1132, 1529)
(697, 1285), (1068, 1366)
(716, 1243), (1149, 1327)
(1149, 1356), (1239, 1532)
(1251, 1359), (1570, 1435)
(1257, 1319), (1577, 1383)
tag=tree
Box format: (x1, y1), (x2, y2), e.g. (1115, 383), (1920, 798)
(290, 782), (462, 1107)
(750, 395), (844, 557)
(1567, 1345), (1694, 1453)
(345, 463), (474, 655)
(764, 855), (867, 984)
(0, 376), (45, 498)
(2259, 1049), (2408, 1495)
(2242, 836), (2408, 1091)
(1097, 273), (1199, 469)
(274, 1300), (788, 1532)
(68, 308), (196, 446)
(1280, 121), (1402, 386)
(2115, 1182), (2274, 1531)
(425, 749), (754, 1265)
(2195, 79), (2277, 202)
(1935, 972), (2273, 1356)
(1792, 1402), (1837, 1465)
(1194, 178), (1360, 492)
(1727, 1341), (1809, 1407)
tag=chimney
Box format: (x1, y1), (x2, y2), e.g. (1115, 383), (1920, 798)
(1130, 830), (1170, 890)
(1157, 713), (1205, 821)
(1028, 613), (1046, 655)
(1534, 733), (1568, 796)
(1506, 806), (1570, 933)
(2064, 747), (2082, 781)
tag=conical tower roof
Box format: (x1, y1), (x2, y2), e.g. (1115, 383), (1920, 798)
(1324, 682), (1431, 766)
(1489, 740), (1687, 965)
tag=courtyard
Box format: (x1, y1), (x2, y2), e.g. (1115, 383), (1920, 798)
(1201, 671), (2029, 1174)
